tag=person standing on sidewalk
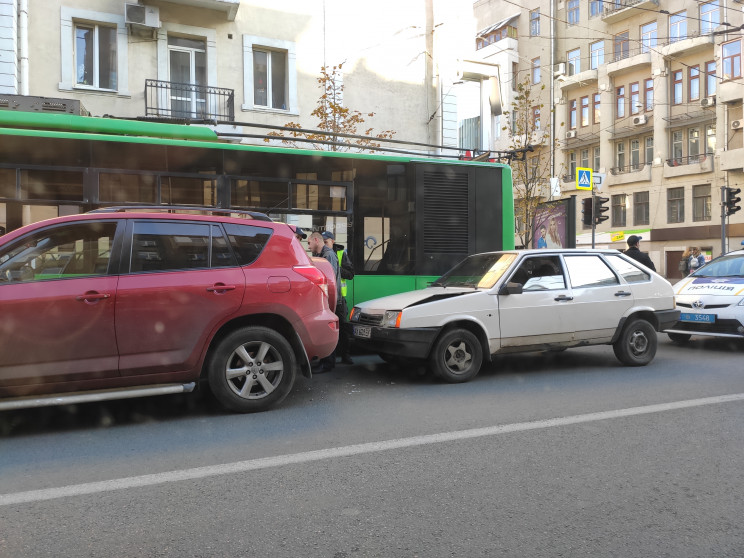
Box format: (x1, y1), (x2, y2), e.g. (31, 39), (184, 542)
(625, 235), (656, 271)
(309, 232), (340, 373)
(323, 231), (355, 365)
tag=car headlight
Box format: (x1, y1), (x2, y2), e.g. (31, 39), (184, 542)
(738, 298), (744, 307)
(383, 310), (402, 328)
(349, 307), (361, 322)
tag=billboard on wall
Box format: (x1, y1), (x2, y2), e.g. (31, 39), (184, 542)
(532, 198), (576, 249)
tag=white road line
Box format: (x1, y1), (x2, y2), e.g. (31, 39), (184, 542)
(2, 392), (743, 507)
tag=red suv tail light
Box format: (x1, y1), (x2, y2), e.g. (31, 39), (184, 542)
(293, 265), (329, 297)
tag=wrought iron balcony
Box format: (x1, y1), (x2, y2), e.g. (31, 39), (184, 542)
(145, 79), (235, 123)
(666, 153), (711, 167)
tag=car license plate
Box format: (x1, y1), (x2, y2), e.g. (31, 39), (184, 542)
(680, 312), (716, 323)
(353, 325), (372, 338)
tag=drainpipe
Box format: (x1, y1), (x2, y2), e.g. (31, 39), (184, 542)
(19, 0), (29, 95)
(549, 0), (556, 185)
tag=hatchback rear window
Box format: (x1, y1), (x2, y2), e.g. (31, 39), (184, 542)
(223, 223), (273, 265)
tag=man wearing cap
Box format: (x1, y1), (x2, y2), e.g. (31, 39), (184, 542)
(290, 225), (307, 242)
(625, 235), (656, 271)
(322, 231), (355, 365)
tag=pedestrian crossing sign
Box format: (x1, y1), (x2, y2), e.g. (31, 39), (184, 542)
(577, 168), (593, 190)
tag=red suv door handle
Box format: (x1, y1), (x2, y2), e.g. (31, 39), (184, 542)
(76, 292), (111, 302)
(206, 284), (237, 293)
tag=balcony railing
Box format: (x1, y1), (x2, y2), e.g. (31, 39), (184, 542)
(603, 0), (658, 18)
(666, 153), (711, 167)
(610, 162), (649, 175)
(145, 79), (235, 123)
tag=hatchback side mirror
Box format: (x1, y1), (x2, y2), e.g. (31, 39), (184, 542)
(498, 281), (523, 295)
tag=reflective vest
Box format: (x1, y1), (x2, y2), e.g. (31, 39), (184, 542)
(336, 249), (348, 297)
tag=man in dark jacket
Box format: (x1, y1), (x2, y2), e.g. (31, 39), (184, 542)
(625, 235), (656, 271)
(322, 231), (355, 365)
(309, 232), (340, 373)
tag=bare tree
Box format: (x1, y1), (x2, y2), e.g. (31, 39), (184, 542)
(503, 76), (556, 249)
(267, 64), (395, 151)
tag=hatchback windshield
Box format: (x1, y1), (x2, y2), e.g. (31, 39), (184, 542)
(689, 253), (744, 278)
(430, 253), (517, 289)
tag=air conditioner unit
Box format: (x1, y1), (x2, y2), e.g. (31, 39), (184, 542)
(565, 130), (577, 139)
(125, 3), (160, 28)
(732, 120), (743, 130)
(632, 115), (647, 126)
(554, 63), (566, 76)
(700, 96), (716, 108)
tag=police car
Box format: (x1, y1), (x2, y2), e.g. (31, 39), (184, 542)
(665, 248), (744, 344)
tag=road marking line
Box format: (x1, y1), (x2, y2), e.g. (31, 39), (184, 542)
(2, 392), (743, 507)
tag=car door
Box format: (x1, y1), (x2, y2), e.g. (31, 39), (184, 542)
(561, 254), (635, 342)
(0, 220), (120, 385)
(115, 221), (245, 377)
(496, 255), (574, 348)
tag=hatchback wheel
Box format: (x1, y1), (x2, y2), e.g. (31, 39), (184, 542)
(613, 319), (657, 366)
(208, 326), (296, 412)
(428, 328), (483, 383)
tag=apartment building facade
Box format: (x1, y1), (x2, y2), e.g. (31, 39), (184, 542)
(475, 0), (744, 277)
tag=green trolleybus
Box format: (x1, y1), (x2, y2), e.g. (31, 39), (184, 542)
(0, 111), (514, 307)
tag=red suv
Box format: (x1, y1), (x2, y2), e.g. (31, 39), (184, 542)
(0, 208), (338, 413)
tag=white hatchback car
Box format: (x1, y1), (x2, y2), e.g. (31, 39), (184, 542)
(665, 248), (744, 344)
(348, 249), (679, 383)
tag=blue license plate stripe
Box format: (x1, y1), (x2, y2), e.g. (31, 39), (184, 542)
(680, 313), (715, 323)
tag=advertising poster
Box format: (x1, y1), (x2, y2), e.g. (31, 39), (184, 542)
(532, 200), (571, 249)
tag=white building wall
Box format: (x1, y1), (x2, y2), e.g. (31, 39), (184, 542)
(0, 0), (17, 94)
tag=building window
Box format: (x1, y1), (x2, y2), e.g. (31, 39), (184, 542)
(672, 130), (683, 163)
(533, 106), (541, 129)
(670, 12), (687, 43)
(567, 0), (580, 25)
(700, 1), (720, 35)
(590, 41), (604, 70)
(640, 22), (657, 54)
(581, 148), (590, 168)
(630, 139), (641, 170)
(568, 48), (581, 75)
(644, 78), (654, 111)
(612, 194), (627, 227)
(645, 136), (654, 164)
(630, 82), (640, 115)
(569, 99), (577, 129)
(590, 0), (603, 18)
(243, 35), (297, 113)
(693, 184), (712, 222)
(581, 96), (589, 127)
(512, 62), (519, 90)
(705, 61), (716, 96)
(530, 10), (540, 36)
(593, 93), (601, 124)
(74, 23), (117, 90)
(672, 70), (683, 105)
(532, 58), (541, 84)
(722, 40), (742, 80)
(688, 128), (700, 161)
(614, 31), (629, 61)
(634, 191), (650, 226)
(668, 187), (685, 223)
(568, 151), (577, 177)
(616, 86), (625, 119)
(253, 48), (287, 109)
(593, 147), (601, 171)
(615, 141), (625, 168)
(689, 66), (700, 101)
(706, 124), (716, 153)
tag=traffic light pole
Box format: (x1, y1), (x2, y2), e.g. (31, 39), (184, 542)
(591, 188), (596, 249)
(721, 185), (727, 256)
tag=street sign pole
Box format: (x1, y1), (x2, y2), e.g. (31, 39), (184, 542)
(592, 188), (596, 249)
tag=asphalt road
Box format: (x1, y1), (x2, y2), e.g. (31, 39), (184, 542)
(1, 337), (743, 557)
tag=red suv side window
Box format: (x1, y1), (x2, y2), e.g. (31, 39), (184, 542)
(223, 223), (272, 265)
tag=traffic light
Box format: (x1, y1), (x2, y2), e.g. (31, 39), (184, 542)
(725, 187), (741, 216)
(594, 196), (610, 224)
(582, 197), (594, 226)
